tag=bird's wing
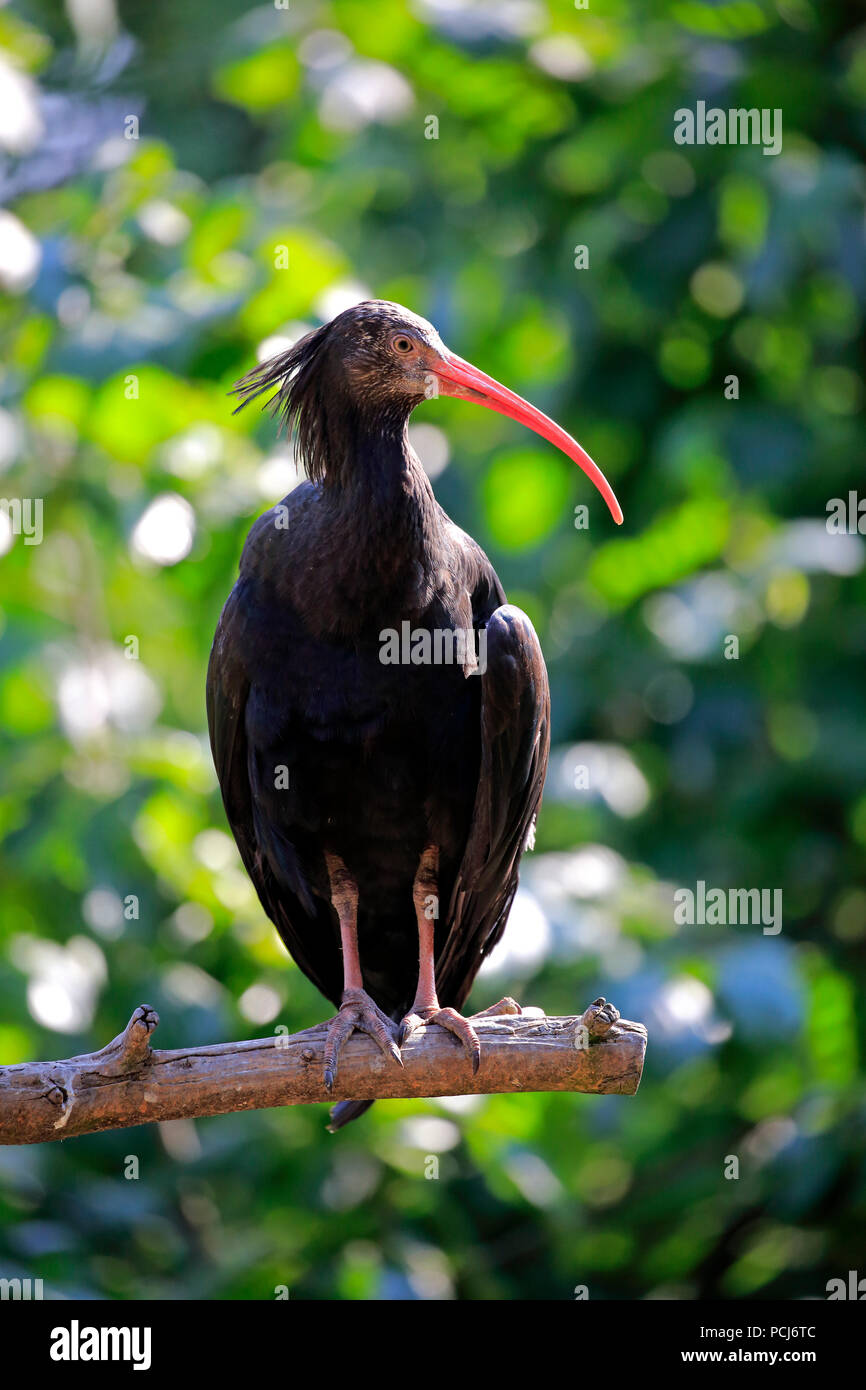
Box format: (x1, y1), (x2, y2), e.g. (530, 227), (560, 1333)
(206, 588), (344, 1008)
(435, 602), (551, 1010)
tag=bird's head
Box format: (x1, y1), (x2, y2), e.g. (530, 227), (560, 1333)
(233, 299), (622, 524)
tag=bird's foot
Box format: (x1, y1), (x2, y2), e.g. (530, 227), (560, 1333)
(469, 996), (524, 1019)
(322, 988), (402, 1091)
(400, 1003), (488, 1074)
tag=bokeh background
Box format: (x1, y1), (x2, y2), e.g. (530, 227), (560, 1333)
(1, 0), (864, 1301)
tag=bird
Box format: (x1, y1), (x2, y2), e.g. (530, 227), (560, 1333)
(207, 300), (622, 1128)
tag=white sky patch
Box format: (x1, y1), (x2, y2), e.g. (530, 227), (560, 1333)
(169, 902), (214, 944)
(0, 508), (13, 557)
(744, 1117), (797, 1164)
(56, 645), (161, 742)
(214, 867), (256, 913)
(255, 320), (311, 363)
(163, 963), (223, 1009)
(520, 852), (627, 960)
(256, 451), (300, 500)
(529, 35), (593, 81)
(314, 281), (372, 322)
(66, 0), (119, 45)
(773, 519), (864, 576)
(131, 492), (195, 565)
(435, 1093), (487, 1115)
(298, 29), (353, 71)
(56, 285), (91, 328)
(661, 975), (713, 1026)
(556, 903), (620, 958)
(193, 828), (238, 872)
(137, 200), (191, 246)
(653, 975), (732, 1046)
(82, 886), (125, 939)
(644, 572), (764, 661)
(503, 1150), (564, 1207)
(403, 1242), (455, 1301)
(0, 408), (22, 472)
(256, 334), (294, 362)
(319, 62), (413, 133)
(238, 982), (283, 1025)
(398, 1116), (461, 1152)
(0, 58), (44, 155)
(559, 845), (626, 899)
(479, 886), (550, 978)
(645, 589), (712, 660)
(12, 935), (107, 1034)
(91, 135), (136, 172)
(159, 1117), (202, 1162)
(321, 1153), (382, 1212)
(163, 424), (223, 479)
(409, 423), (450, 480)
(556, 742), (650, 818)
(0, 210), (42, 293)
(413, 0), (541, 42)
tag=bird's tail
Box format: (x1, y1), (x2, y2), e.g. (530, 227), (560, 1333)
(327, 1098), (375, 1131)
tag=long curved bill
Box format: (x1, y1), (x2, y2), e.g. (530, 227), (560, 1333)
(434, 353), (623, 526)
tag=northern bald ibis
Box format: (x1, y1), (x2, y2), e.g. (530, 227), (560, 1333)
(207, 301), (622, 1127)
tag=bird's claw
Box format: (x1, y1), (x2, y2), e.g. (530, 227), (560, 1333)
(322, 988), (403, 1091)
(469, 996), (523, 1019)
(400, 1005), (482, 1074)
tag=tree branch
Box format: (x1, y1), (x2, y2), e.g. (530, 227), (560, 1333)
(0, 998), (647, 1145)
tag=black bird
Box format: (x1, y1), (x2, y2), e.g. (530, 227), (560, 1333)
(207, 301), (622, 1127)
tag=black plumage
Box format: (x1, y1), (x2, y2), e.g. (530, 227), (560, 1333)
(207, 301), (620, 1126)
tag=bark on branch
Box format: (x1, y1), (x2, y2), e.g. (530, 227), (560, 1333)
(0, 998), (647, 1145)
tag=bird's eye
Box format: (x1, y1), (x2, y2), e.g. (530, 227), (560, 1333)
(392, 334), (415, 355)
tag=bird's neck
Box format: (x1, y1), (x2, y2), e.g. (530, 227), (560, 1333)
(341, 412), (416, 505)
(323, 419), (443, 626)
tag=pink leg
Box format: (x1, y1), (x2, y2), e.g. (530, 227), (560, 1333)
(321, 853), (402, 1091)
(399, 846), (518, 1074)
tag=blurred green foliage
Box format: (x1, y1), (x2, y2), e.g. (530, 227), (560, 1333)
(0, 0), (864, 1300)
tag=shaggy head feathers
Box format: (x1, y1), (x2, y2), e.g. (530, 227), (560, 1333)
(232, 300), (443, 485)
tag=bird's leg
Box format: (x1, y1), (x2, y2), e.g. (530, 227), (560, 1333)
(399, 847), (483, 1073)
(321, 852), (402, 1091)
